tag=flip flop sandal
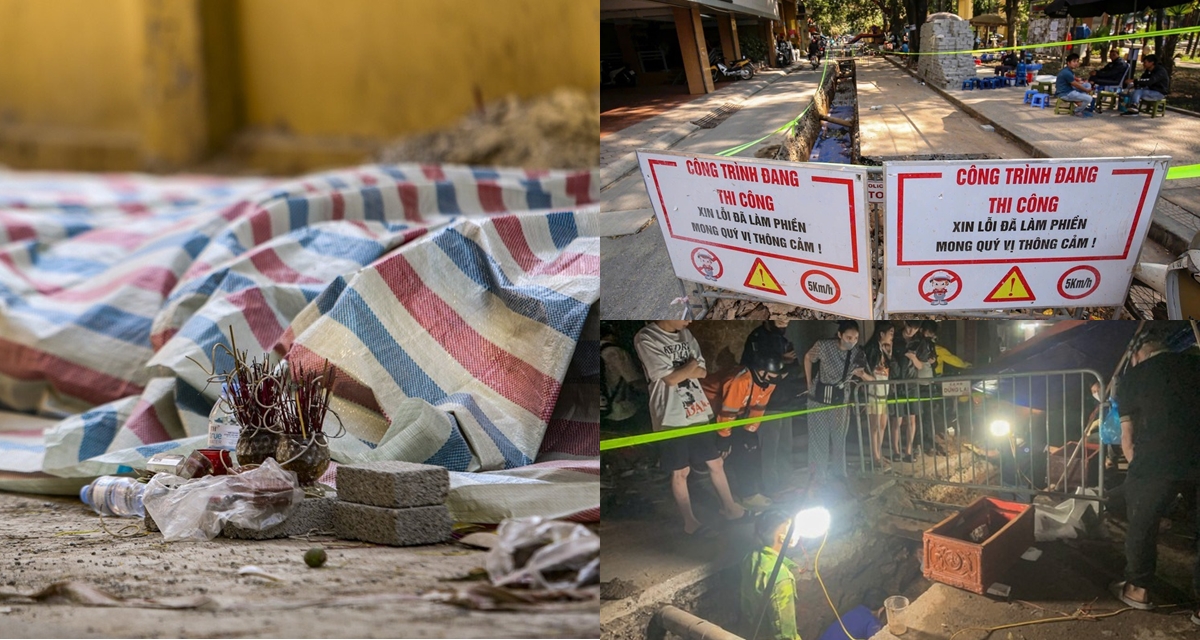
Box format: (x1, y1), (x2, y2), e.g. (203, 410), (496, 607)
(723, 511), (753, 525)
(684, 524), (718, 539)
(1190, 611), (1200, 626)
(1109, 581), (1155, 610)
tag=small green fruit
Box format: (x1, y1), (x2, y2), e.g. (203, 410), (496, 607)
(304, 546), (327, 568)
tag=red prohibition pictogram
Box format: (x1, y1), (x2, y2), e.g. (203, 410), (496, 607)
(918, 269), (962, 306)
(800, 270), (841, 304)
(1057, 265), (1100, 299)
(691, 247), (723, 282)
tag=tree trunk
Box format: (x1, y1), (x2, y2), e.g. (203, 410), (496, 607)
(890, 0), (905, 41)
(1005, 0), (1018, 49)
(1154, 8), (1165, 62)
(915, 0), (929, 54)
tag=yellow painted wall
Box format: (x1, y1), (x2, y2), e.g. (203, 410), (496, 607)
(0, 0), (599, 172)
(0, 0), (143, 133)
(235, 0), (600, 138)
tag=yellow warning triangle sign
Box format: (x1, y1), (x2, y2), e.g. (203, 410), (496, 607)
(743, 257), (786, 295)
(983, 266), (1036, 302)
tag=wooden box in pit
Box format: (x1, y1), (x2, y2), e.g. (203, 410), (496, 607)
(923, 497), (1034, 595)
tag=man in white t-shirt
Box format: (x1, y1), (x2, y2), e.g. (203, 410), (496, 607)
(635, 320), (747, 536)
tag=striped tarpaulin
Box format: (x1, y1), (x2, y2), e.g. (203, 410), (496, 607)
(0, 165), (598, 523)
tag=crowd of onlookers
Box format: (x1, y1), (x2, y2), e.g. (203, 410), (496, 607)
(600, 319), (972, 536)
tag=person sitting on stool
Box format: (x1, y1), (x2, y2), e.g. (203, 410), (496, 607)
(1055, 53), (1094, 117)
(1120, 54), (1170, 116)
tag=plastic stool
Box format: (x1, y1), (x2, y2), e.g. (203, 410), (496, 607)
(962, 78), (978, 90)
(1139, 99), (1167, 118)
(1054, 98), (1076, 115)
(1024, 89), (1039, 103)
(1030, 93), (1049, 108)
(1096, 91), (1119, 112)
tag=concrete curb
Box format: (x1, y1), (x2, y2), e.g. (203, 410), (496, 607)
(881, 55), (1193, 251)
(600, 63), (805, 191)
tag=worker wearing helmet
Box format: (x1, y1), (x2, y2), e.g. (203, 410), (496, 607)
(702, 331), (787, 506)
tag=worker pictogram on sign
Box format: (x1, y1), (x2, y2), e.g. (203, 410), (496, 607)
(743, 258), (785, 295)
(918, 269), (962, 306)
(984, 266), (1036, 303)
(690, 247), (723, 281)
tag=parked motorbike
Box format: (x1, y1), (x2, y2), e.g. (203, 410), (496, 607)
(601, 60), (637, 87)
(775, 40), (794, 67)
(708, 50), (754, 81)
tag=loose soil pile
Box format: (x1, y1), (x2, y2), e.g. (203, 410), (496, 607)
(379, 89), (599, 170)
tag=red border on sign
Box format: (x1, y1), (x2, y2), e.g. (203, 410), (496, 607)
(917, 269), (963, 303)
(690, 247), (724, 280)
(647, 159), (860, 273)
(744, 257), (787, 295)
(1057, 265), (1100, 299)
(983, 266), (1037, 302)
(895, 168), (1155, 266)
(800, 269), (841, 304)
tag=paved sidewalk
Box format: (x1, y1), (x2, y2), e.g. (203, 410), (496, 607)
(856, 57), (1028, 159)
(600, 62), (812, 186)
(599, 66), (824, 320)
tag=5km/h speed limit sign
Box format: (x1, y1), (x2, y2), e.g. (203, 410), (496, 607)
(637, 151), (872, 318)
(884, 156), (1169, 314)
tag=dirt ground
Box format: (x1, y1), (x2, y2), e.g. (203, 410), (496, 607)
(0, 492), (598, 639)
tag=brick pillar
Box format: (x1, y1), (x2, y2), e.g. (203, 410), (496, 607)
(673, 5), (714, 94)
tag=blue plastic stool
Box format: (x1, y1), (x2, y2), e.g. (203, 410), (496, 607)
(1031, 93), (1049, 108)
(1024, 89), (1038, 103)
(962, 78), (977, 90)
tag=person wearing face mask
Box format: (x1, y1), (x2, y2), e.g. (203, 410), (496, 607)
(703, 334), (787, 508)
(1109, 327), (1200, 626)
(804, 321), (870, 487)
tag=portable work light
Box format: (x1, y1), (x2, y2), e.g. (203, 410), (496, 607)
(791, 506), (831, 543)
(990, 419), (1011, 437)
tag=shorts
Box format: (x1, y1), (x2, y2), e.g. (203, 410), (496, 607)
(660, 429), (722, 472)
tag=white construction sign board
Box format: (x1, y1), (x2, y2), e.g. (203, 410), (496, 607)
(884, 157), (1169, 313)
(637, 151), (871, 318)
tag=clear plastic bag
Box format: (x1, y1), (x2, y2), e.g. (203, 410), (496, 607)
(485, 517), (600, 590)
(143, 458), (304, 542)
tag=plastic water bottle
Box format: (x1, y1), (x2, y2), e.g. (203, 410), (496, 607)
(80, 476), (146, 517)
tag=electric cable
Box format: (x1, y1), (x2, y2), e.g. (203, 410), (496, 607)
(804, 530), (863, 640)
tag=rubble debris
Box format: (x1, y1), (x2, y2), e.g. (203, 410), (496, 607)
(336, 461), (450, 509)
(333, 502), (453, 547)
(377, 88), (599, 170)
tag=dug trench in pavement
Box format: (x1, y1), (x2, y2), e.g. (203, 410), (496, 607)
(600, 470), (932, 640)
(600, 54), (1189, 321)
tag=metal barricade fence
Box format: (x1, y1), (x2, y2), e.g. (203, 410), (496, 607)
(845, 369), (1107, 505)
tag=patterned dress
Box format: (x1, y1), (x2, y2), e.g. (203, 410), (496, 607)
(807, 338), (865, 482)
